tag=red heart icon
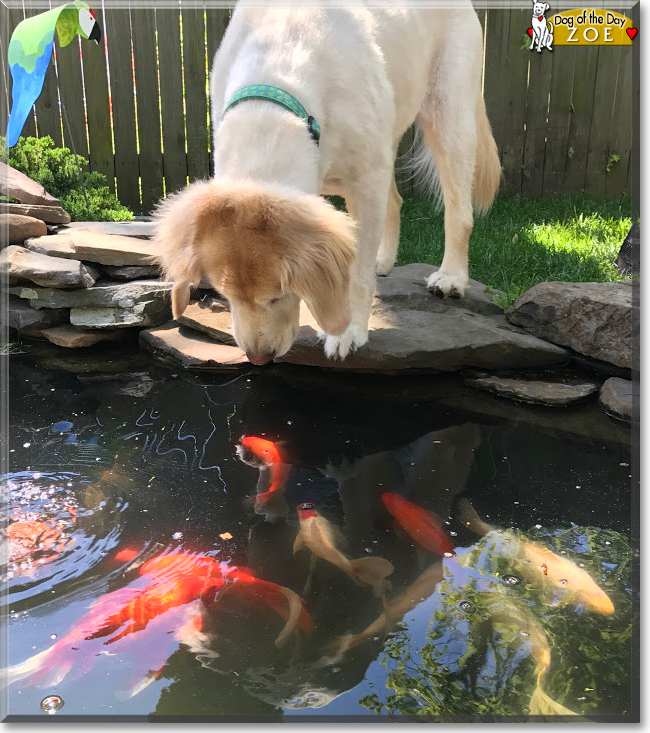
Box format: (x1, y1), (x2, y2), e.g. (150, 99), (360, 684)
(627, 27), (637, 40)
(528, 28), (533, 37)
(538, 16), (543, 20)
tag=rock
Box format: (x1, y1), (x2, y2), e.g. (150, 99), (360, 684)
(438, 382), (631, 446)
(178, 299), (234, 343)
(39, 324), (125, 348)
(63, 220), (155, 238)
(9, 280), (172, 330)
(616, 222), (639, 276)
(507, 281), (634, 370)
(25, 341), (150, 374)
(0, 214), (47, 247)
(100, 264), (160, 280)
(464, 373), (599, 406)
(69, 303), (169, 329)
(2, 295), (68, 333)
(599, 377), (634, 421)
(0, 162), (61, 206)
(24, 230), (158, 266)
(0, 245), (100, 288)
(384, 264), (504, 316)
(179, 294), (567, 373)
(0, 202), (70, 224)
(140, 323), (249, 370)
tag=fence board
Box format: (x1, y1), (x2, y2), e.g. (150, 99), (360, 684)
(542, 46), (576, 195)
(182, 5), (210, 181)
(521, 48), (553, 197)
(483, 8), (510, 166)
(584, 46), (621, 195)
(131, 8), (163, 212)
(157, 7), (187, 196)
(105, 8), (140, 212)
(22, 7), (63, 147)
(563, 46), (599, 193)
(499, 8), (529, 194)
(606, 48), (632, 196)
(206, 9), (230, 74)
(81, 6), (115, 190)
(6, 5), (37, 140)
(56, 37), (89, 160)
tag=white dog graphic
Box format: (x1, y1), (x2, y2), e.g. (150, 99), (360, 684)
(531, 1), (554, 52)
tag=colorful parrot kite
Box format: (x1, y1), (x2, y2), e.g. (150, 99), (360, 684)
(6, 1), (101, 147)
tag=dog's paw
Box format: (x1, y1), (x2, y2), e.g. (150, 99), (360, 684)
(323, 324), (368, 361)
(375, 252), (396, 277)
(426, 270), (469, 299)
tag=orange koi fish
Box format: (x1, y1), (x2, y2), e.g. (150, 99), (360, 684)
(240, 436), (291, 511)
(381, 492), (456, 557)
(3, 550), (312, 694)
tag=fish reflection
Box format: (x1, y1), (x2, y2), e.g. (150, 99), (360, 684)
(3, 549), (313, 697)
(326, 560), (445, 658)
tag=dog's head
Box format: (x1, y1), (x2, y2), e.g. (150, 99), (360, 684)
(153, 180), (356, 365)
(532, 1), (549, 17)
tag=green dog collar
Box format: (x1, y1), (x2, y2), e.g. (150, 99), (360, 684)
(223, 84), (321, 145)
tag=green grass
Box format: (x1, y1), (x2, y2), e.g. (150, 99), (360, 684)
(398, 194), (632, 307)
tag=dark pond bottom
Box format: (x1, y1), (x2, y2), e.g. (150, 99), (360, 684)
(1, 349), (637, 721)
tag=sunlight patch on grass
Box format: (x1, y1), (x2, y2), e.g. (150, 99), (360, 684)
(398, 195), (632, 307)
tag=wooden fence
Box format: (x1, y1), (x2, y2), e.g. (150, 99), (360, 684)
(0, 4), (634, 214)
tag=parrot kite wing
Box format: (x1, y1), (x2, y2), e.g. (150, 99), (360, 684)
(6, 0), (101, 147)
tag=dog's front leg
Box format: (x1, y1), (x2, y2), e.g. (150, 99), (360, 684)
(321, 176), (390, 361)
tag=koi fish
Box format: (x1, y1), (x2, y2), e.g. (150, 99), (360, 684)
(3, 519), (69, 568)
(518, 540), (615, 616)
(483, 591), (579, 717)
(458, 498), (615, 616)
(381, 492), (456, 557)
(239, 436), (291, 514)
(294, 503), (394, 601)
(326, 560), (445, 658)
(3, 550), (311, 693)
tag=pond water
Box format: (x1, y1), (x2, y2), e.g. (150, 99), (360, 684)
(1, 350), (637, 721)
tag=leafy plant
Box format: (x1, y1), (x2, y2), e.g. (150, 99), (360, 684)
(606, 153), (621, 173)
(0, 136), (134, 222)
(521, 33), (533, 50)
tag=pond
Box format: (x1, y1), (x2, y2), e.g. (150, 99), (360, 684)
(1, 349), (637, 722)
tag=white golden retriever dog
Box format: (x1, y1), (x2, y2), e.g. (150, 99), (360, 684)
(154, 1), (500, 365)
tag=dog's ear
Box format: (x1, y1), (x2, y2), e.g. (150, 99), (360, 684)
(278, 194), (357, 336)
(153, 180), (239, 319)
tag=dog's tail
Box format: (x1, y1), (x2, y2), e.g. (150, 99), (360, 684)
(473, 96), (501, 215)
(406, 98), (500, 216)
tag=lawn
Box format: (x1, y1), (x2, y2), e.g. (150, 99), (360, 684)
(398, 194), (632, 307)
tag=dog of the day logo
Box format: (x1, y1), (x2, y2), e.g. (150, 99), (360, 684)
(527, 1), (637, 52)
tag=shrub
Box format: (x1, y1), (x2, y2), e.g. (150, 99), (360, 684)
(1, 136), (134, 222)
